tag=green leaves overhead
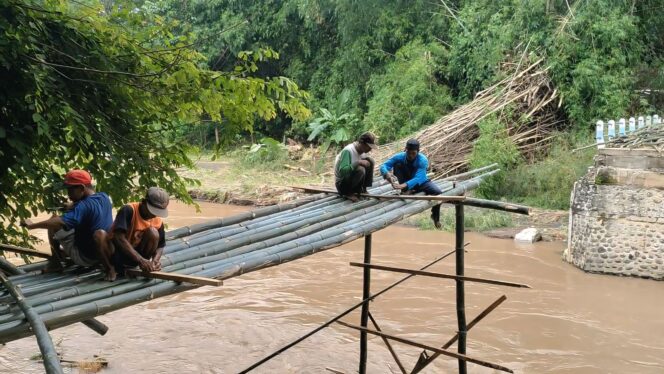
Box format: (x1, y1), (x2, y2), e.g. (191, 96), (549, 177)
(0, 0), (309, 245)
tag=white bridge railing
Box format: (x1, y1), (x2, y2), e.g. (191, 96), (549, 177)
(595, 114), (662, 148)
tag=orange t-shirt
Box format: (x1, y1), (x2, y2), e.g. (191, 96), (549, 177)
(111, 202), (163, 247)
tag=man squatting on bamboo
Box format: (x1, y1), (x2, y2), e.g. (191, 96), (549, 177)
(20, 170), (114, 272)
(334, 132), (377, 202)
(380, 139), (443, 229)
(98, 187), (170, 281)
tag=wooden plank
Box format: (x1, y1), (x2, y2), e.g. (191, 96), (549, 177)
(0, 243), (52, 259)
(290, 186), (465, 202)
(125, 269), (222, 286)
(350, 262), (530, 289)
(335, 320), (513, 373)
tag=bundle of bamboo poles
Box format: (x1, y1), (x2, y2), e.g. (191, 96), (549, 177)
(603, 126), (664, 150)
(373, 56), (562, 177)
(0, 166), (499, 346)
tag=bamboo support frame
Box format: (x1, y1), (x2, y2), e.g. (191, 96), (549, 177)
(238, 248), (461, 373)
(335, 320), (513, 373)
(411, 295), (508, 374)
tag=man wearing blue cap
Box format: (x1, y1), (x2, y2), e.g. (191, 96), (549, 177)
(380, 139), (443, 229)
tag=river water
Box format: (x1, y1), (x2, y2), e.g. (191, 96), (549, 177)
(1, 201), (663, 373)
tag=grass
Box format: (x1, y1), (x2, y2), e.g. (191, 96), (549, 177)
(404, 208), (514, 232)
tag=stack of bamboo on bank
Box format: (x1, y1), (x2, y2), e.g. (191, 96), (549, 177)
(0, 166), (499, 345)
(374, 57), (562, 177)
(604, 126), (664, 150)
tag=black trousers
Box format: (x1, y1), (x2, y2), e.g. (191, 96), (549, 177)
(336, 158), (374, 195)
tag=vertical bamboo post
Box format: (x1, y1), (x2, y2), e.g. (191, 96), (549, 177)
(359, 234), (372, 374)
(455, 203), (468, 374)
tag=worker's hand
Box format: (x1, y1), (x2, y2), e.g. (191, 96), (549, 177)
(357, 159), (371, 168)
(383, 172), (394, 181)
(151, 259), (162, 271)
(19, 219), (33, 229)
(138, 258), (155, 273)
(62, 201), (74, 211)
(396, 183), (408, 190)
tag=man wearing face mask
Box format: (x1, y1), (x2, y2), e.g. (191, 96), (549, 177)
(380, 139), (443, 229)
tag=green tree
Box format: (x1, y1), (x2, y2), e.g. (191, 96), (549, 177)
(364, 40), (454, 142)
(0, 0), (309, 245)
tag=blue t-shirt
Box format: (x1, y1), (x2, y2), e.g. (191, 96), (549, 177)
(379, 152), (430, 190)
(61, 192), (113, 259)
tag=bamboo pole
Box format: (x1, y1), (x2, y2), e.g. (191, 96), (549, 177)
(349, 263), (530, 288)
(455, 203), (467, 374)
(359, 234), (372, 374)
(125, 269), (223, 287)
(0, 271), (63, 374)
(463, 198), (530, 215)
(0, 243), (51, 258)
(291, 186), (466, 202)
(368, 312), (406, 374)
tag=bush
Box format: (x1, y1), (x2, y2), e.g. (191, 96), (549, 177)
(501, 133), (595, 209)
(243, 137), (289, 167)
(469, 115), (523, 198)
(364, 40), (454, 142)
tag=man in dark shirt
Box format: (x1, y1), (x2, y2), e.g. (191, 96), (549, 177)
(21, 170), (113, 270)
(101, 187), (169, 281)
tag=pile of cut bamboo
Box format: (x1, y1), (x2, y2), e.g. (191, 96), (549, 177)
(374, 56), (563, 177)
(603, 126), (664, 150)
(0, 167), (498, 348)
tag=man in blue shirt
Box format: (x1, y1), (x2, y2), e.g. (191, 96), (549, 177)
(21, 170), (114, 274)
(380, 139), (443, 229)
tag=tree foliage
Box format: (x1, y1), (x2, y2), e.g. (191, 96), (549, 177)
(0, 0), (309, 245)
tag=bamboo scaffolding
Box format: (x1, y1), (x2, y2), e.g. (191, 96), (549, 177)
(0, 170), (493, 348)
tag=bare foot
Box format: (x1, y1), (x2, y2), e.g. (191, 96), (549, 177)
(104, 268), (117, 282)
(344, 194), (360, 202)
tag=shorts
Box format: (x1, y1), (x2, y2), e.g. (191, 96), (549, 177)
(53, 228), (98, 267)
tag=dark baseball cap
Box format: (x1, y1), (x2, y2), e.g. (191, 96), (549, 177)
(358, 132), (378, 149)
(146, 187), (169, 218)
(405, 138), (420, 151)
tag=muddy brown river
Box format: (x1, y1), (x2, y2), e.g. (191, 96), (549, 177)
(1, 201), (662, 373)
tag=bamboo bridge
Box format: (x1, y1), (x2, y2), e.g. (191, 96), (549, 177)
(0, 164), (531, 373)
